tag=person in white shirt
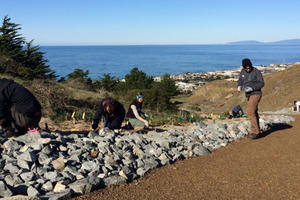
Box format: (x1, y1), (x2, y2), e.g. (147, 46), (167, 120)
(126, 93), (149, 129)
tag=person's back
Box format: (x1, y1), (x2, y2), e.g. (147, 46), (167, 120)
(1, 79), (41, 115)
(232, 105), (244, 117)
(0, 78), (41, 136)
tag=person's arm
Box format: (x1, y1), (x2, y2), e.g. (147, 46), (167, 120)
(92, 103), (104, 129)
(0, 98), (7, 120)
(131, 105), (148, 126)
(237, 70), (244, 87)
(251, 69), (264, 91)
(131, 105), (142, 120)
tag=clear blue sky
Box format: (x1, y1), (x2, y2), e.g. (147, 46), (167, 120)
(1, 0), (300, 45)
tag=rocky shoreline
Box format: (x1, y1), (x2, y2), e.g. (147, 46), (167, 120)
(156, 62), (299, 92)
(0, 115), (295, 199)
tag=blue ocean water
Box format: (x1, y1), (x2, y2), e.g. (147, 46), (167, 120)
(40, 44), (300, 80)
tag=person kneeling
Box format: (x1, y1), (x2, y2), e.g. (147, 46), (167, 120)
(92, 97), (125, 131)
(0, 78), (41, 137)
(126, 93), (149, 130)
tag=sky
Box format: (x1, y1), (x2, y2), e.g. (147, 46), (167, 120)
(1, 0), (300, 45)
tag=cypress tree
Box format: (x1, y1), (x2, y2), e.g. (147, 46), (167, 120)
(0, 15), (56, 79)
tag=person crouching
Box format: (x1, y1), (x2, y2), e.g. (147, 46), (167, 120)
(0, 78), (42, 137)
(126, 93), (149, 129)
(92, 97), (125, 131)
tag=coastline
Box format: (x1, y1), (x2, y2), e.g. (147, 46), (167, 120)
(155, 61), (300, 92)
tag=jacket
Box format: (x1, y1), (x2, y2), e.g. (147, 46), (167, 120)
(0, 78), (41, 119)
(237, 67), (264, 97)
(93, 97), (125, 124)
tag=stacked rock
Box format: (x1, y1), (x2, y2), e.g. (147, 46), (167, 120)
(0, 115), (294, 199)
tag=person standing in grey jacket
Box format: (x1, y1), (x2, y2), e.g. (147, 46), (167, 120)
(238, 58), (264, 139)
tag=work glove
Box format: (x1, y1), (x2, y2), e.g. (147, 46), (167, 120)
(237, 86), (242, 92)
(144, 120), (149, 128)
(244, 87), (253, 92)
(92, 119), (99, 130)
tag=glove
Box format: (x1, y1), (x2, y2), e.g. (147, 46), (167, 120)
(144, 120), (149, 127)
(237, 86), (242, 92)
(244, 87), (253, 92)
(92, 119), (99, 130)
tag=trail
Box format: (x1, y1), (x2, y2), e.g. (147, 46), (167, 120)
(74, 115), (300, 200)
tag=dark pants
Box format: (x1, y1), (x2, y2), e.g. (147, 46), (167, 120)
(247, 94), (262, 134)
(2, 106), (41, 135)
(104, 117), (124, 130)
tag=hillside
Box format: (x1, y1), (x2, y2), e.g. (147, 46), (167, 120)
(227, 39), (300, 45)
(184, 63), (300, 113)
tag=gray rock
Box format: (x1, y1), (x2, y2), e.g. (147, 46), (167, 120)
(17, 151), (37, 163)
(3, 139), (23, 151)
(38, 152), (51, 165)
(81, 161), (98, 172)
(68, 177), (98, 194)
(4, 163), (19, 174)
(44, 171), (58, 180)
(192, 144), (210, 155)
(27, 186), (39, 197)
(0, 180), (13, 197)
(20, 172), (35, 182)
(136, 168), (147, 176)
(41, 146), (52, 155)
(103, 175), (126, 186)
(40, 189), (73, 200)
(143, 157), (159, 171)
(5, 174), (23, 186)
(17, 159), (30, 170)
(15, 131), (41, 146)
(42, 181), (53, 191)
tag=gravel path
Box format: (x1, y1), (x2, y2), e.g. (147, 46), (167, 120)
(74, 115), (300, 200)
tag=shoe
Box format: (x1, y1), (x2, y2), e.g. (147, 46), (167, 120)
(27, 127), (39, 133)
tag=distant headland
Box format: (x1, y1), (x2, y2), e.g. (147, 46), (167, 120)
(227, 39), (300, 45)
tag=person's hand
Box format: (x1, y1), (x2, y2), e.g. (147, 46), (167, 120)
(237, 86), (242, 92)
(144, 120), (149, 127)
(92, 122), (98, 130)
(244, 87), (253, 92)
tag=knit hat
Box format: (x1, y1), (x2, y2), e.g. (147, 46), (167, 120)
(242, 58), (253, 68)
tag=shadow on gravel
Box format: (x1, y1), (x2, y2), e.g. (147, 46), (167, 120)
(54, 130), (90, 136)
(259, 123), (293, 138)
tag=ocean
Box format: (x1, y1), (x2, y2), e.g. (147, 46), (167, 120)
(40, 44), (300, 80)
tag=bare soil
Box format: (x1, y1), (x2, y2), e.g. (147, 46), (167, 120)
(73, 115), (300, 200)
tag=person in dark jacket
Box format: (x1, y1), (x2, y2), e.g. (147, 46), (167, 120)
(232, 105), (244, 118)
(0, 78), (42, 136)
(238, 58), (264, 139)
(126, 92), (149, 128)
(92, 97), (125, 130)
